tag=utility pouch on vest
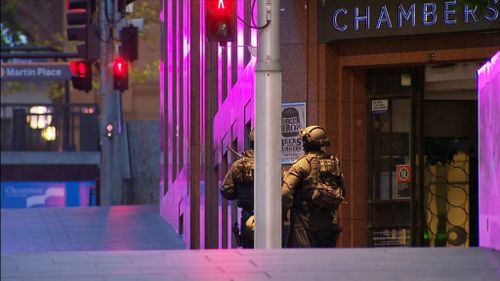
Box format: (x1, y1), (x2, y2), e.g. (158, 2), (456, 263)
(237, 157), (254, 183)
(310, 156), (344, 210)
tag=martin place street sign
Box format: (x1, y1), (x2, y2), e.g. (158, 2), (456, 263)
(0, 62), (72, 81)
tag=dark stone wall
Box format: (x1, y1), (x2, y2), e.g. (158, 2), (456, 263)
(127, 121), (160, 204)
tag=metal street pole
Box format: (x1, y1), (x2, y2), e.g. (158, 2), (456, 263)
(254, 0), (282, 249)
(99, 0), (121, 205)
(64, 79), (70, 150)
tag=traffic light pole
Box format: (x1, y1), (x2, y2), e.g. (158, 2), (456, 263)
(254, 0), (282, 249)
(99, 0), (122, 205)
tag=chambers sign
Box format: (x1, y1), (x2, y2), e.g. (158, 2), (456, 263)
(318, 0), (499, 42)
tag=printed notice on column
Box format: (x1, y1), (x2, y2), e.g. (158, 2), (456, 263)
(281, 102), (306, 164)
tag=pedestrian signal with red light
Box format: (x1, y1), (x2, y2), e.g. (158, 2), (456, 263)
(105, 122), (114, 139)
(113, 57), (129, 91)
(69, 60), (92, 92)
(205, 0), (236, 44)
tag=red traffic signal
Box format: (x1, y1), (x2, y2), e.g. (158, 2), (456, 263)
(205, 0), (235, 44)
(70, 60), (89, 77)
(113, 57), (129, 91)
(69, 60), (92, 92)
(66, 0), (98, 60)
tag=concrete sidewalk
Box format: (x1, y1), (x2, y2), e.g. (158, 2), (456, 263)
(2, 248), (499, 281)
(1, 205), (184, 253)
(1, 206), (499, 281)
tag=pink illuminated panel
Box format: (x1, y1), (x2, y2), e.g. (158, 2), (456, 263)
(477, 51), (500, 250)
(160, 0), (258, 249)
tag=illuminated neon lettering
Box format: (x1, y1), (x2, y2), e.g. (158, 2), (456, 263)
(423, 2), (437, 26)
(485, 0), (499, 21)
(376, 5), (393, 29)
(464, 5), (478, 23)
(354, 6), (370, 30)
(398, 3), (415, 27)
(333, 8), (348, 32)
(444, 0), (457, 24)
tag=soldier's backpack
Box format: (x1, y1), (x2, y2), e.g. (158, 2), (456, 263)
(236, 154), (255, 210)
(309, 155), (344, 210)
(237, 155), (254, 183)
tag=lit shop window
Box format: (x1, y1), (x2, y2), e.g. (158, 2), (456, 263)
(25, 106), (52, 129)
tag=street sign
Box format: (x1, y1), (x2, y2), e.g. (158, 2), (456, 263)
(396, 164), (412, 183)
(0, 62), (72, 81)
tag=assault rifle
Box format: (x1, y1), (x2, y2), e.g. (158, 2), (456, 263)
(227, 146), (242, 159)
(232, 222), (243, 247)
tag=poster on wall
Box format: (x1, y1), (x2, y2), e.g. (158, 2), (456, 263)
(281, 102), (306, 164)
(396, 164), (411, 198)
(372, 228), (410, 247)
(0, 181), (96, 208)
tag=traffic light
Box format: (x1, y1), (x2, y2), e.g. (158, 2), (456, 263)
(205, 0), (236, 44)
(113, 57), (129, 91)
(119, 25), (139, 62)
(66, 0), (99, 60)
(69, 60), (92, 92)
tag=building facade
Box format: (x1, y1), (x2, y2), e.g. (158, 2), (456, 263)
(160, 0), (500, 249)
(1, 0), (162, 207)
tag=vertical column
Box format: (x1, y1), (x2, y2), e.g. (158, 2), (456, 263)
(99, 0), (122, 205)
(254, 0), (282, 248)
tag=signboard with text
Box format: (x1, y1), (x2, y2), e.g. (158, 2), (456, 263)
(318, 0), (500, 42)
(0, 181), (96, 208)
(0, 62), (72, 81)
(396, 164), (412, 183)
(396, 164), (411, 198)
(281, 102), (307, 164)
(372, 99), (389, 112)
(372, 228), (410, 247)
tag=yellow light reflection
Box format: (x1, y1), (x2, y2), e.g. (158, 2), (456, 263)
(41, 126), (56, 141)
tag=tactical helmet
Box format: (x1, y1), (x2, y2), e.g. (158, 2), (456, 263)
(300, 125), (330, 148)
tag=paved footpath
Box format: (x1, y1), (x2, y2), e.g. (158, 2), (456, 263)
(1, 205), (185, 253)
(1, 206), (499, 281)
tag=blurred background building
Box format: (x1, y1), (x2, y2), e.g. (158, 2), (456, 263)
(1, 0), (161, 207)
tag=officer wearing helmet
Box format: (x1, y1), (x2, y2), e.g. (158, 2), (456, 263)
(281, 125), (345, 248)
(220, 129), (255, 248)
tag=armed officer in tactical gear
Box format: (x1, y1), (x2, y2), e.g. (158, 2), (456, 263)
(220, 130), (255, 248)
(282, 125), (345, 248)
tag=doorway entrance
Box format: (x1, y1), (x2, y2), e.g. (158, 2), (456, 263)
(420, 62), (479, 247)
(366, 63), (478, 247)
(367, 68), (418, 247)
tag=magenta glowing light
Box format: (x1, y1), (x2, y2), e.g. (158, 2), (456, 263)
(477, 51), (500, 251)
(160, 0), (258, 248)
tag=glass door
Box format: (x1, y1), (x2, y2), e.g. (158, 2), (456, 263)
(367, 69), (420, 247)
(420, 62), (480, 247)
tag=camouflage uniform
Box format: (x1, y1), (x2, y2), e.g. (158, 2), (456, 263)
(282, 126), (345, 248)
(220, 150), (254, 248)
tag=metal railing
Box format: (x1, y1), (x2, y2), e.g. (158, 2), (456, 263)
(1, 103), (100, 152)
